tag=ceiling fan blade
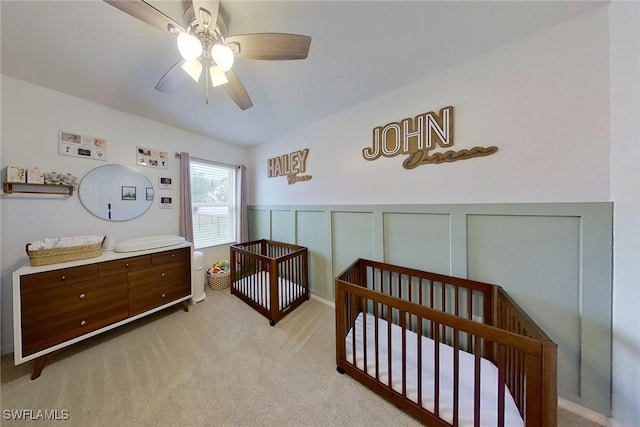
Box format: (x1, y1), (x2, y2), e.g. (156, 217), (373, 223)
(225, 70), (253, 110)
(104, 0), (184, 36)
(225, 33), (311, 60)
(155, 60), (190, 93)
(192, 0), (219, 29)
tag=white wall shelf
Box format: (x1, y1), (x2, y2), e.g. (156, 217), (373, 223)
(3, 182), (74, 196)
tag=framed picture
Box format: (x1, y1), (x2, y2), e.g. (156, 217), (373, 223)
(122, 186), (136, 201)
(146, 187), (154, 201)
(59, 130), (106, 161)
(160, 196), (173, 209)
(137, 146), (168, 169)
(158, 176), (173, 189)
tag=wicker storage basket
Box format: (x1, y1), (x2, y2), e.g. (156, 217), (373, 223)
(26, 236), (105, 266)
(207, 271), (230, 290)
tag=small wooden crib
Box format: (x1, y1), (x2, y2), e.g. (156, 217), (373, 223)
(335, 259), (557, 427)
(230, 240), (309, 325)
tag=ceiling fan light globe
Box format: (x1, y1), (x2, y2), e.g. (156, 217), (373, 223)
(209, 65), (229, 87)
(181, 60), (203, 82)
(211, 44), (234, 72)
(177, 33), (203, 61)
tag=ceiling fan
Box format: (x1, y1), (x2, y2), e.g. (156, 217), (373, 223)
(104, 0), (312, 110)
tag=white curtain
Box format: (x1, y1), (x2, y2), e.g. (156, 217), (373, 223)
(236, 165), (248, 243)
(178, 152), (194, 243)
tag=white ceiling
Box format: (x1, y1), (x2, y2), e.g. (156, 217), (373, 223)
(1, 1), (606, 148)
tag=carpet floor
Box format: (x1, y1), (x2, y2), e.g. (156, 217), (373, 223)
(1, 289), (602, 426)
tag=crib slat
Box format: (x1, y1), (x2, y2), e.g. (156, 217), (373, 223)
(387, 303), (392, 390)
(474, 336), (481, 427)
(498, 344), (506, 427)
(453, 327), (460, 426)
(351, 292), (357, 367)
(374, 301), (380, 381)
(416, 317), (423, 409)
(433, 321), (440, 419)
(362, 297), (368, 375)
(400, 310), (407, 398)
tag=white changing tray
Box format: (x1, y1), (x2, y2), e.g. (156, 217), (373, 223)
(114, 235), (186, 253)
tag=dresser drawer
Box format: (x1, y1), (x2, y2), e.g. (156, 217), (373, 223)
(151, 247), (189, 266)
(22, 299), (129, 357)
(128, 262), (190, 315)
(99, 255), (151, 277)
(129, 281), (191, 316)
(21, 274), (128, 326)
(128, 261), (190, 290)
(21, 264), (99, 295)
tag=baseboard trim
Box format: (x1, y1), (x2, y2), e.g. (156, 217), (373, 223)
(559, 397), (609, 426)
(309, 293), (335, 308)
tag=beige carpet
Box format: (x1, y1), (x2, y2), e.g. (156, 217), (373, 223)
(2, 289), (602, 427)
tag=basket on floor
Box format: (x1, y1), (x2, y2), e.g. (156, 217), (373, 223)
(208, 271), (230, 290)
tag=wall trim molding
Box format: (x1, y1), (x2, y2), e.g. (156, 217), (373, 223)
(249, 202), (613, 416)
(559, 397), (609, 426)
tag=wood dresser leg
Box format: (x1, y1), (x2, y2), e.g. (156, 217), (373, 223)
(181, 301), (189, 312)
(31, 354), (50, 380)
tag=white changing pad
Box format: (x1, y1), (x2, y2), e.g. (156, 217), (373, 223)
(233, 271), (305, 310)
(114, 235), (185, 253)
(346, 312), (524, 427)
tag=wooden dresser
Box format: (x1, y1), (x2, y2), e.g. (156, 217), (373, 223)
(12, 242), (192, 379)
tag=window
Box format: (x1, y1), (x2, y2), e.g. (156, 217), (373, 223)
(190, 158), (236, 249)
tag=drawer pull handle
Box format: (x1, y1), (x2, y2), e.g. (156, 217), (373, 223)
(125, 263), (129, 268)
(161, 273), (165, 277)
(171, 254), (175, 258)
(61, 275), (67, 280)
(161, 293), (166, 298)
(80, 320), (87, 326)
(79, 293), (86, 299)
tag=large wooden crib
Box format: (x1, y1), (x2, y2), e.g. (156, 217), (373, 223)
(230, 240), (309, 326)
(335, 259), (557, 426)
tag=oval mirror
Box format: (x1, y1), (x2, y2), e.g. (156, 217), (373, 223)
(78, 164), (154, 221)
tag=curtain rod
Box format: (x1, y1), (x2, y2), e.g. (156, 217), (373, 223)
(175, 152), (242, 169)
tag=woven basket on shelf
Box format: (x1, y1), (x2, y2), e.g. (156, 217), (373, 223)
(207, 271), (230, 290)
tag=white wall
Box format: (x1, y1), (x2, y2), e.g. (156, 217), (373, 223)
(609, 1), (640, 426)
(0, 76), (249, 353)
(249, 7), (610, 205)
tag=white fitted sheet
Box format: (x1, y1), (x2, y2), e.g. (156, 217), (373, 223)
(233, 271), (305, 311)
(345, 312), (524, 427)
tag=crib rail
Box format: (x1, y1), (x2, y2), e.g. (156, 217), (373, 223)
(335, 258), (557, 427)
(230, 240), (308, 325)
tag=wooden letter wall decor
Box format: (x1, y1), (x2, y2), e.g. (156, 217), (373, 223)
(362, 106), (498, 169)
(267, 148), (312, 185)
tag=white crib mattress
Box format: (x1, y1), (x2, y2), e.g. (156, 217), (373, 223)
(345, 312), (524, 427)
(233, 271), (305, 311)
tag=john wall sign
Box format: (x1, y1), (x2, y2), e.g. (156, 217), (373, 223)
(362, 106), (498, 169)
(267, 148), (312, 185)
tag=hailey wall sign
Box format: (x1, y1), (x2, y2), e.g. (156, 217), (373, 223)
(267, 148), (312, 185)
(362, 106), (498, 169)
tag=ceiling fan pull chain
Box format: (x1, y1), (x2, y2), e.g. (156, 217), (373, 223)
(205, 63), (210, 105)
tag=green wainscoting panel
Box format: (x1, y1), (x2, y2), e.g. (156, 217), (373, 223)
(271, 210), (294, 243)
(467, 215), (582, 402)
(331, 211), (374, 297)
(296, 210), (330, 299)
(383, 212), (451, 275)
(247, 202), (613, 415)
(249, 208), (271, 240)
